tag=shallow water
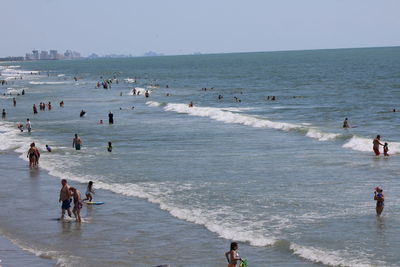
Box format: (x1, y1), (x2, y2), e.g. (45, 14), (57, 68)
(1, 47), (400, 266)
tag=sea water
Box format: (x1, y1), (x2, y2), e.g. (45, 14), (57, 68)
(0, 47), (400, 266)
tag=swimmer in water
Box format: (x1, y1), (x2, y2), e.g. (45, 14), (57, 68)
(383, 142), (389, 156)
(1, 109), (6, 119)
(225, 242), (242, 267)
(80, 110), (86, 117)
(107, 141), (112, 152)
(188, 101), (193, 108)
(99, 119), (103, 124)
(343, 118), (350, 128)
(46, 144), (52, 152)
(374, 186), (384, 216)
(17, 123), (24, 132)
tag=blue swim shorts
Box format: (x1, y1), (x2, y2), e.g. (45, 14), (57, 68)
(62, 199), (71, 209)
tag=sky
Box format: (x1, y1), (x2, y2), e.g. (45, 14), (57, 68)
(1, 0), (400, 57)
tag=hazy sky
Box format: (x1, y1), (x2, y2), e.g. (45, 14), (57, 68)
(2, 0), (400, 57)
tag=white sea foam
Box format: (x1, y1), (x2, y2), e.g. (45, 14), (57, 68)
(146, 101), (161, 107)
(57, 74), (65, 77)
(290, 243), (388, 267)
(150, 102), (341, 141)
(0, 230), (78, 267)
(306, 129), (341, 141)
(343, 136), (400, 154)
(29, 81), (70, 85)
(124, 78), (136, 83)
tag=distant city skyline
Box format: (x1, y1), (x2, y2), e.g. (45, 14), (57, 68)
(1, 0), (400, 58)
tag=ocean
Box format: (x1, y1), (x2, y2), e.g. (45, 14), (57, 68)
(0, 47), (400, 267)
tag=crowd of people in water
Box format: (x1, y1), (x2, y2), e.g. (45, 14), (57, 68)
(1, 72), (397, 266)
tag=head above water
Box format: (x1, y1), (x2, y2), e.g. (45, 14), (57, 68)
(376, 135), (381, 139)
(375, 186), (382, 192)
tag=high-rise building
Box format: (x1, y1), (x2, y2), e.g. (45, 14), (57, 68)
(49, 50), (58, 60)
(32, 50), (39, 60)
(40, 51), (49, 60)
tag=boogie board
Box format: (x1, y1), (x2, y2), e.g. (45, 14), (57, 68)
(240, 259), (248, 267)
(85, 201), (104, 205)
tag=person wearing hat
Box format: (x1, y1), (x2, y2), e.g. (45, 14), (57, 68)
(374, 186), (384, 216)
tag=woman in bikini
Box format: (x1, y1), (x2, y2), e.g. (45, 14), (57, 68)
(225, 242), (242, 267)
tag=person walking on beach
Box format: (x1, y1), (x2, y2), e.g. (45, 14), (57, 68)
(69, 187), (83, 222)
(83, 181), (95, 202)
(26, 118), (32, 133)
(374, 186), (384, 216)
(72, 134), (82, 150)
(59, 179), (72, 220)
(108, 111), (114, 124)
(373, 135), (384, 156)
(225, 242), (242, 267)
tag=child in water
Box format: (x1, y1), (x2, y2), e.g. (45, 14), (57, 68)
(383, 143), (389, 156)
(107, 141), (112, 152)
(84, 181), (95, 202)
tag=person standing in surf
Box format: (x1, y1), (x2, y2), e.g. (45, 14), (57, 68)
(343, 118), (350, 128)
(383, 143), (389, 157)
(374, 186), (384, 216)
(108, 111), (114, 124)
(69, 187), (83, 222)
(59, 179), (72, 220)
(225, 242), (242, 267)
(373, 135), (384, 156)
(27, 143), (39, 167)
(72, 134), (82, 150)
(26, 118), (32, 133)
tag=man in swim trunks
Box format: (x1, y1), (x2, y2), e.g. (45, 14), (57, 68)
(59, 179), (72, 220)
(72, 134), (82, 150)
(373, 135), (383, 156)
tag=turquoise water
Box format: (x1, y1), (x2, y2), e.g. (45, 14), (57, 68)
(1, 47), (400, 266)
